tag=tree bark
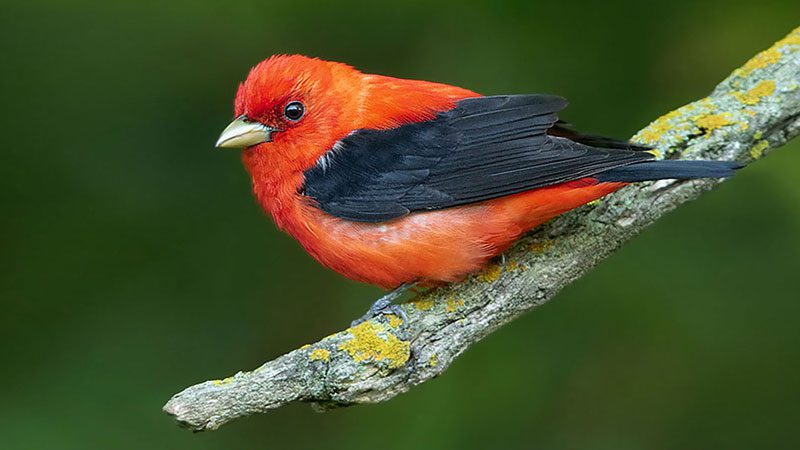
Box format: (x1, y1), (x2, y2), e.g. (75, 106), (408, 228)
(164, 26), (800, 431)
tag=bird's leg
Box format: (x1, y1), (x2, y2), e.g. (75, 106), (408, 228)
(351, 282), (416, 327)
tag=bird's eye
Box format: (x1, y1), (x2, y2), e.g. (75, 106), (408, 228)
(283, 101), (305, 121)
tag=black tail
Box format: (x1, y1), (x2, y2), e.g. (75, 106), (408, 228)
(549, 121), (652, 152)
(595, 160), (742, 183)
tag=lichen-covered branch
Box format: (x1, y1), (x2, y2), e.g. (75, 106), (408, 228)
(164, 26), (800, 431)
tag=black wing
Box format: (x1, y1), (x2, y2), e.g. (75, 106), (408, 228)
(301, 95), (653, 222)
(549, 120), (651, 151)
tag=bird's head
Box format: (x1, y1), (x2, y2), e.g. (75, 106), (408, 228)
(215, 54), (362, 169)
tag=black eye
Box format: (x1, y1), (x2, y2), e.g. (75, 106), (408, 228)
(283, 101), (305, 121)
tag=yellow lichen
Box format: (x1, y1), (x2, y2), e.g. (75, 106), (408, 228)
(211, 377), (234, 386)
(692, 113), (733, 131)
(477, 264), (502, 283)
(527, 239), (553, 253)
(309, 348), (331, 362)
(338, 321), (410, 369)
(696, 98), (714, 108)
(387, 314), (403, 328)
(634, 108), (685, 145)
(300, 344), (311, 349)
(445, 297), (465, 313)
(646, 149), (662, 159)
(735, 48), (782, 77)
(733, 27), (798, 78)
(412, 297), (434, 310)
(734, 80), (776, 105)
(775, 26), (800, 48)
(754, 131), (763, 139)
(506, 260), (520, 271)
(636, 119), (674, 145)
(428, 354), (439, 367)
(750, 140), (769, 159)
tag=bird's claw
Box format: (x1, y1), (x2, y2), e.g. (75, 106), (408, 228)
(350, 283), (413, 327)
(350, 303), (408, 328)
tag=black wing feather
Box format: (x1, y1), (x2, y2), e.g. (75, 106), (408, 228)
(302, 95), (653, 222)
(549, 120), (651, 151)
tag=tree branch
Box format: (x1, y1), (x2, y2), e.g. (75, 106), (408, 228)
(164, 26), (800, 431)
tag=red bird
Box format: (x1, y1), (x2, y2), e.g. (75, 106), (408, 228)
(216, 55), (737, 317)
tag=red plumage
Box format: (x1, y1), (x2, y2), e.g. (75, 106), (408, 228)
(217, 55), (735, 289)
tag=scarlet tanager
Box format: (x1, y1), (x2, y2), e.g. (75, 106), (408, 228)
(215, 55), (739, 317)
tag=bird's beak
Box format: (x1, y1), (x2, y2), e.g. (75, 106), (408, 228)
(215, 115), (275, 148)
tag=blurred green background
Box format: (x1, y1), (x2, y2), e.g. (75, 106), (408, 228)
(1, 1), (799, 449)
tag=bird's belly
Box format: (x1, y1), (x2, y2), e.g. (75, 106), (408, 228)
(285, 180), (625, 289)
(295, 206), (495, 289)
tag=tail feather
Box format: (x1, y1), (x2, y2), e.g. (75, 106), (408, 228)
(549, 121), (652, 151)
(595, 160), (742, 183)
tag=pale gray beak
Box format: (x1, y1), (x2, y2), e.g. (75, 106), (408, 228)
(215, 115), (276, 148)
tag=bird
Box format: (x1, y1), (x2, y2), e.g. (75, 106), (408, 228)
(215, 54), (739, 321)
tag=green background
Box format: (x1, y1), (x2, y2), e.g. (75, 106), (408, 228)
(2, 1), (799, 449)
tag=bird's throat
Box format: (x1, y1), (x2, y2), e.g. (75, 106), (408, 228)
(241, 149), (308, 232)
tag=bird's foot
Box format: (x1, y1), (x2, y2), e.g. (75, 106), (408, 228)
(350, 283), (414, 327)
(350, 303), (407, 328)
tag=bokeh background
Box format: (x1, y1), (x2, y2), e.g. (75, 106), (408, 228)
(2, 1), (799, 449)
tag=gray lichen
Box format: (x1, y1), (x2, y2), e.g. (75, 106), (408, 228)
(164, 26), (800, 432)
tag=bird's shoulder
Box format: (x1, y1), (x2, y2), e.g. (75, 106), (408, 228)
(354, 74), (481, 130)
